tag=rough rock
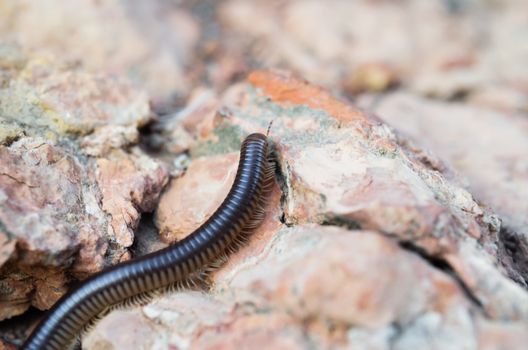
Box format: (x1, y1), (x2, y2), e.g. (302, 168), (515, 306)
(85, 71), (528, 349)
(156, 153), (239, 243)
(359, 92), (528, 287)
(96, 149), (168, 251)
(0, 45), (151, 138)
(86, 226), (527, 349)
(0, 47), (168, 321)
(0, 1), (525, 348)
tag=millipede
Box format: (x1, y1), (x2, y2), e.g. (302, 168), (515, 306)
(22, 133), (275, 350)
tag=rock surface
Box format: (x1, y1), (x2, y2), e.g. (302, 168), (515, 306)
(359, 92), (528, 287)
(0, 47), (168, 322)
(83, 71), (528, 349)
(0, 1), (527, 349)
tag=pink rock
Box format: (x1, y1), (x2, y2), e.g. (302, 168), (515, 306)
(156, 153), (239, 243)
(0, 51), (169, 319)
(224, 226), (470, 329)
(363, 92), (528, 286)
(476, 320), (528, 350)
(86, 225), (527, 349)
(86, 71), (527, 349)
(97, 149), (168, 249)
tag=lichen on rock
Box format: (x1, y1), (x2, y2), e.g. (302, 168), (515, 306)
(0, 46), (168, 322)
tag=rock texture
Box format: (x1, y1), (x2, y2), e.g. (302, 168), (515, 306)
(0, 46), (168, 322)
(359, 92), (528, 287)
(0, 1), (527, 349)
(83, 71), (528, 349)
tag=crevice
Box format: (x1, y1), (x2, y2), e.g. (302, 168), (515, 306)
(446, 89), (470, 102)
(0, 306), (43, 347)
(387, 321), (405, 349)
(398, 241), (484, 310)
(279, 212), (287, 225)
(498, 226), (528, 288)
(130, 213), (168, 259)
(137, 118), (166, 156)
(268, 141), (292, 227)
(320, 215), (362, 231)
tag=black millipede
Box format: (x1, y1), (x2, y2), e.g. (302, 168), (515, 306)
(22, 133), (274, 350)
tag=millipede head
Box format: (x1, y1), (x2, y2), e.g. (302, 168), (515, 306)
(245, 133), (267, 142)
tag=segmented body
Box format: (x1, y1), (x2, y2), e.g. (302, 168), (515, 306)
(22, 133), (273, 350)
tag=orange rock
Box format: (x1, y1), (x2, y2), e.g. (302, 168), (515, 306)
(31, 269), (68, 310)
(248, 70), (367, 126)
(156, 153), (239, 243)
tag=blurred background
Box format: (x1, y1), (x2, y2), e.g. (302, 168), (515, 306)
(1, 0), (526, 113)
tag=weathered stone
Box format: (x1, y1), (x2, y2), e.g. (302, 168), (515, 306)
(223, 227), (473, 329)
(1, 1), (526, 347)
(0, 61), (150, 137)
(0, 138), (167, 320)
(158, 88), (222, 155)
(97, 148), (168, 250)
(0, 52), (168, 320)
(86, 225), (528, 349)
(80, 125), (139, 158)
(243, 72), (528, 321)
(156, 153), (238, 243)
(361, 92), (528, 286)
(0, 138), (106, 271)
(86, 71), (528, 349)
